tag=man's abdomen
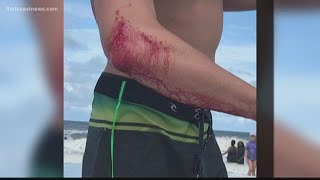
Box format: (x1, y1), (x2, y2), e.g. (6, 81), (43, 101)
(154, 0), (224, 58)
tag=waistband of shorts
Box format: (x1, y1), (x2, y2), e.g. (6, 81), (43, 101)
(94, 72), (209, 125)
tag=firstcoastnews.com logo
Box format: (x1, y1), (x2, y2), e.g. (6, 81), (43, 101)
(5, 6), (58, 12)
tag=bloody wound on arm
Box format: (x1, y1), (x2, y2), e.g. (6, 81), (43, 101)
(106, 9), (256, 120)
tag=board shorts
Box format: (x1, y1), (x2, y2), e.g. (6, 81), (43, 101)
(82, 72), (227, 177)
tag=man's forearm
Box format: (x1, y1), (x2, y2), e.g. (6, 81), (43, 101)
(106, 12), (256, 120)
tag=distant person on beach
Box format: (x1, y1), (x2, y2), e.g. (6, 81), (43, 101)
(245, 133), (256, 176)
(236, 141), (245, 165)
(222, 140), (238, 163)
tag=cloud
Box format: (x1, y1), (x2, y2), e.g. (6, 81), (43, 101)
(228, 24), (255, 32)
(64, 35), (89, 51)
(64, 0), (96, 29)
(64, 55), (106, 120)
(64, 49), (105, 115)
(216, 44), (256, 64)
(64, 0), (93, 20)
(64, 27), (108, 121)
(237, 117), (248, 125)
(215, 41), (256, 87)
(64, 29), (105, 63)
(224, 24), (256, 38)
(65, 56), (106, 76)
(211, 111), (256, 133)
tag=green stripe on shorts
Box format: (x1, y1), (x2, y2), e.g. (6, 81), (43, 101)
(89, 92), (208, 144)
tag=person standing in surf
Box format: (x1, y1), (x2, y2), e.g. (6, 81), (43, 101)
(246, 133), (257, 176)
(236, 141), (245, 165)
(222, 139), (238, 163)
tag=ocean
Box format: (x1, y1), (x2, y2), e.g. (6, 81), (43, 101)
(64, 120), (255, 177)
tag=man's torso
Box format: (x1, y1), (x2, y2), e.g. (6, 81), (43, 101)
(154, 0), (223, 58)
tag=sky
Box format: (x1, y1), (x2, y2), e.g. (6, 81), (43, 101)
(63, 0), (257, 133)
(0, 0), (55, 176)
(274, 8), (320, 144)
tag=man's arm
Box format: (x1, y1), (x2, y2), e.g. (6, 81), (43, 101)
(275, 122), (320, 177)
(92, 0), (256, 120)
(223, 0), (256, 11)
(28, 0), (63, 128)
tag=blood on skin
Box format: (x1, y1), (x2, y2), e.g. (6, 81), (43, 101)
(106, 10), (243, 116)
(106, 11), (170, 91)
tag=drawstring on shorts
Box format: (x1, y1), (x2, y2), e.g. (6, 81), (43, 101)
(195, 109), (213, 178)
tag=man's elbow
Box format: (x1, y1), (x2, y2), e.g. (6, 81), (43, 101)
(106, 38), (156, 77)
(104, 16), (171, 78)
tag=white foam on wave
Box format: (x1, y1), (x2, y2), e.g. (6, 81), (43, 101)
(64, 137), (86, 164)
(64, 129), (87, 136)
(64, 135), (255, 177)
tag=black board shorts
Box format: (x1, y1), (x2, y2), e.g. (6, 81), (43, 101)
(82, 72), (227, 177)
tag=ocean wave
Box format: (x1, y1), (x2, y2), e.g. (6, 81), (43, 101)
(64, 138), (86, 164)
(64, 133), (254, 177)
(64, 129), (88, 140)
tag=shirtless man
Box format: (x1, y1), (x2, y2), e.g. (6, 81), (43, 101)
(82, 0), (256, 177)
